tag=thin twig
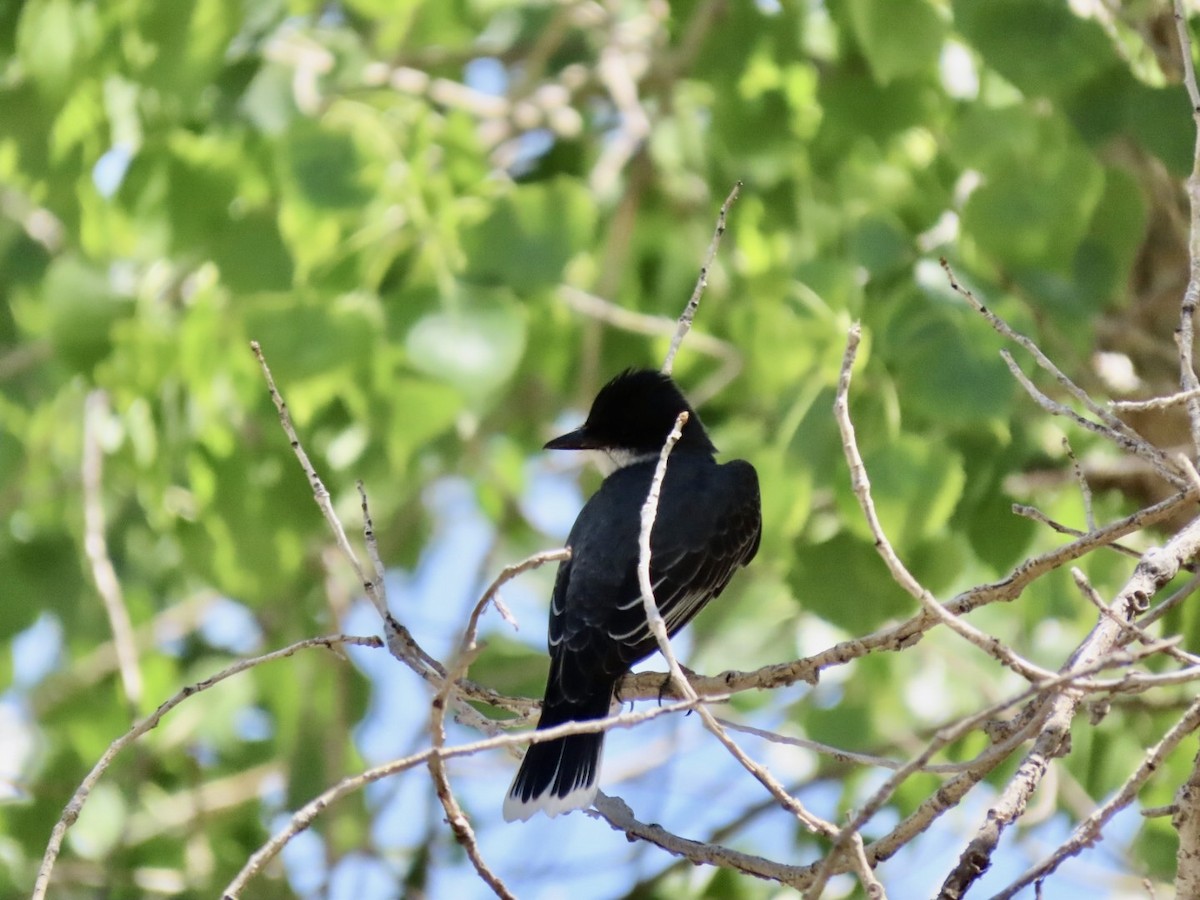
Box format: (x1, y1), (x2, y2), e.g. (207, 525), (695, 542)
(356, 480), (392, 621)
(592, 791), (811, 888)
(1140, 571), (1200, 630)
(82, 390), (143, 712)
(1143, 804), (1178, 818)
(222, 696), (712, 898)
(1063, 437), (1096, 531)
(1011, 504), (1150, 565)
(255, 345), (514, 717)
(1111, 387), (1200, 411)
(809, 636), (1200, 887)
(1072, 567), (1200, 667)
(425, 549), (568, 899)
(633, 412), (870, 890)
(251, 342), (383, 617)
(993, 695), (1200, 899)
(559, 285), (743, 405)
(1001, 350), (1184, 488)
(940, 259), (1187, 490)
(939, 515), (1200, 897)
(617, 485), (1195, 706)
(33, 634), (383, 900)
(661, 181), (742, 375)
(719, 718), (1025, 776)
(1172, 0), (1200, 455)
(833, 325), (1056, 684)
(448, 549), (569, 677)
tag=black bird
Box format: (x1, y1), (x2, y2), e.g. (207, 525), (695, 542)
(503, 369), (761, 821)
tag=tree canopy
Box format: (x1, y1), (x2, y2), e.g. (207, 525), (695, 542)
(5, 1), (1200, 897)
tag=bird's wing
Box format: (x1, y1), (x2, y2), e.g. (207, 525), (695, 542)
(546, 458), (760, 704)
(607, 467), (761, 649)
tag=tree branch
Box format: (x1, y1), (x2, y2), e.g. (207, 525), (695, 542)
(661, 181), (742, 376)
(939, 515), (1200, 898)
(1172, 0), (1200, 455)
(994, 694), (1200, 898)
(941, 258), (1188, 490)
(633, 410), (880, 897)
(81, 389), (143, 713)
(425, 549), (568, 899)
(222, 697), (709, 898)
(33, 634), (383, 900)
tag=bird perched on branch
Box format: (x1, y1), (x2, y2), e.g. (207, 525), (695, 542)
(504, 368), (761, 821)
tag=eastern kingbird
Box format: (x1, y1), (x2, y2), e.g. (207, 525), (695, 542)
(503, 368), (761, 821)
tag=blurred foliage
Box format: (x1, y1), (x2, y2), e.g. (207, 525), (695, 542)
(1, 0), (1197, 896)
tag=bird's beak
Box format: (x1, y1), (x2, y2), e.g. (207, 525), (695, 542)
(544, 426), (596, 451)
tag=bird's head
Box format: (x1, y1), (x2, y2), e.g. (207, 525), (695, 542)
(544, 369), (716, 472)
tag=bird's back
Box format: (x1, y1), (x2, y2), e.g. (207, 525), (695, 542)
(547, 453), (761, 698)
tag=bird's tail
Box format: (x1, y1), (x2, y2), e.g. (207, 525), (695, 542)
(502, 691), (614, 822)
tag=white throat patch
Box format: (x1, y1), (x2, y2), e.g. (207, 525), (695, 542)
(587, 448), (658, 476)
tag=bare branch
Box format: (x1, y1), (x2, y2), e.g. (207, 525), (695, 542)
(636, 410), (690, 682)
(223, 697), (711, 898)
(719, 717), (1032, 776)
(591, 791), (812, 888)
(993, 695), (1200, 899)
(1167, 22), (1200, 858)
(617, 485), (1195, 706)
(425, 548), (568, 899)
(939, 515), (1200, 897)
(633, 411), (868, 890)
(1000, 349), (1185, 489)
(559, 285), (743, 405)
(1140, 571), (1200, 631)
(1172, 0), (1200, 455)
(1011, 504), (1146, 564)
(1111, 387), (1200, 411)
(253, 343), (532, 721)
(940, 259), (1188, 490)
(356, 480), (392, 621)
(1073, 566), (1200, 668)
(833, 324), (1055, 684)
(82, 390), (142, 712)
(450, 548), (569, 673)
(250, 341), (383, 617)
(1063, 437), (1096, 531)
(661, 181), (742, 376)
(1176, 741), (1200, 897)
(33, 634), (383, 900)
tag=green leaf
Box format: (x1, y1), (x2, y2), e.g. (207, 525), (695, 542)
(847, 215), (913, 278)
(847, 0), (945, 84)
(16, 0), (102, 97)
(789, 532), (913, 632)
(211, 208), (294, 292)
(1125, 84), (1194, 177)
(960, 119), (1105, 272)
(283, 120), (373, 210)
(953, 0), (1117, 99)
(881, 293), (1014, 428)
(1072, 168), (1146, 308)
(461, 178), (596, 292)
(42, 255), (134, 373)
(816, 69), (938, 153)
(405, 289), (526, 399)
(385, 378), (464, 468)
(0, 534), (85, 637)
(837, 434), (966, 553)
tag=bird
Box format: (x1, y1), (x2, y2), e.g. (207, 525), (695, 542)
(503, 368), (761, 822)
